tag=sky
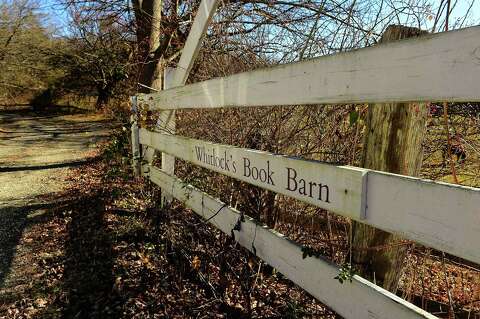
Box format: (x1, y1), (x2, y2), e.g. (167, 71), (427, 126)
(445, 0), (480, 28)
(37, 0), (71, 35)
(35, 0), (480, 36)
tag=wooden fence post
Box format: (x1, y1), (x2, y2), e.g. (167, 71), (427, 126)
(351, 25), (429, 292)
(130, 96), (141, 176)
(154, 0), (219, 206)
(159, 67), (176, 206)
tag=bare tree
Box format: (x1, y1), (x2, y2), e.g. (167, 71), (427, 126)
(0, 0), (57, 104)
(58, 0), (480, 297)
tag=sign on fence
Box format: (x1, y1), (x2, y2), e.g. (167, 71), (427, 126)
(131, 6), (480, 317)
(139, 129), (480, 265)
(140, 128), (368, 220)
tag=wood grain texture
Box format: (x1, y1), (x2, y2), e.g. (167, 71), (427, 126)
(352, 26), (430, 291)
(142, 68), (177, 165)
(365, 171), (480, 265)
(172, 0), (220, 86)
(145, 165), (437, 319)
(139, 130), (480, 264)
(352, 102), (429, 291)
(130, 116), (141, 176)
(130, 97), (141, 176)
(137, 26), (480, 110)
(159, 67), (176, 205)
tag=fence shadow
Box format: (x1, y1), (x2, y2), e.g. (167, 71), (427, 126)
(60, 194), (122, 318)
(0, 205), (29, 288)
(0, 201), (68, 289)
(0, 192), (122, 317)
(0, 158), (99, 172)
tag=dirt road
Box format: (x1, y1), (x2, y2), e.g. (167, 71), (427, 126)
(0, 108), (112, 295)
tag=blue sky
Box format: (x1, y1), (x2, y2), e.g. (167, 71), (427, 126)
(36, 0), (480, 36)
(445, 0), (480, 28)
(37, 0), (70, 35)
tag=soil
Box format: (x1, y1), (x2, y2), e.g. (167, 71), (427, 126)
(0, 108), (113, 317)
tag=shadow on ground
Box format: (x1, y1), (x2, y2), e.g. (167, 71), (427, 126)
(58, 192), (122, 318)
(0, 107), (114, 168)
(0, 204), (31, 287)
(0, 158), (99, 172)
(0, 106), (120, 318)
(0, 192), (123, 318)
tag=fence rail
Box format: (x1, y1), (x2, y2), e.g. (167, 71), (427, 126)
(137, 25), (480, 111)
(139, 128), (368, 219)
(145, 164), (436, 319)
(139, 129), (480, 265)
(131, 2), (480, 317)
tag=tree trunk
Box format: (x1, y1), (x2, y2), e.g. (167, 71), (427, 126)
(132, 0), (164, 91)
(351, 25), (429, 292)
(96, 87), (110, 109)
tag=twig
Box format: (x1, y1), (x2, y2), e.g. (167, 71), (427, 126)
(192, 298), (221, 311)
(445, 0), (451, 31)
(251, 261), (262, 292)
(137, 83), (160, 92)
(194, 203), (227, 226)
(441, 252), (456, 319)
(443, 103), (459, 183)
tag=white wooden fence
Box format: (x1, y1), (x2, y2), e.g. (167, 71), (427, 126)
(130, 1), (480, 318)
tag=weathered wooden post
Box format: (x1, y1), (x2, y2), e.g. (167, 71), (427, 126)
(139, 0), (220, 206)
(130, 96), (141, 176)
(351, 25), (429, 292)
(156, 0), (220, 207)
(159, 67), (176, 206)
(139, 68), (176, 206)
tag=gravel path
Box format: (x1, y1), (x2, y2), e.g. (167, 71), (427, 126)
(0, 110), (111, 204)
(0, 109), (112, 290)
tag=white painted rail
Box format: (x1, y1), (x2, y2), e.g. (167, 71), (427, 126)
(146, 0), (219, 204)
(137, 26), (480, 110)
(145, 165), (437, 319)
(132, 14), (480, 317)
(139, 129), (480, 265)
(139, 128), (368, 220)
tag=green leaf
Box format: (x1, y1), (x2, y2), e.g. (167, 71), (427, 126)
(349, 110), (359, 126)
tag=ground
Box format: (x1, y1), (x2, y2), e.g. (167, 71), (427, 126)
(0, 108), (112, 318)
(0, 109), (110, 205)
(0, 108), (331, 318)
(0, 107), (478, 318)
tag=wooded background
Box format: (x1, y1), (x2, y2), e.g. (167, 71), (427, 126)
(1, 0), (479, 317)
